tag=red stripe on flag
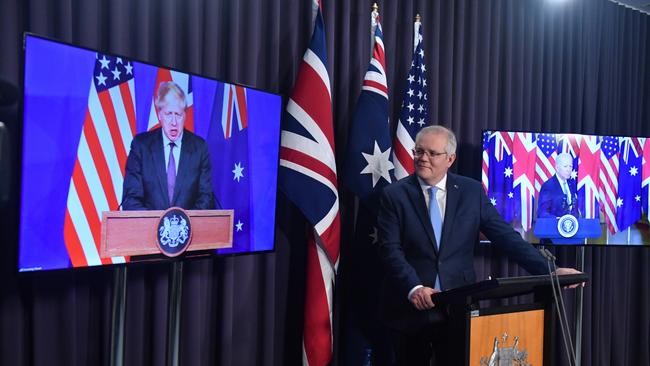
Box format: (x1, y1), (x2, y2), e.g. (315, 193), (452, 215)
(71, 160), (112, 265)
(363, 79), (388, 94)
(303, 234), (332, 366)
(393, 140), (414, 175)
(235, 86), (248, 128)
(318, 213), (341, 262)
(280, 147), (337, 189)
(226, 88), (233, 138)
(373, 42), (385, 69)
(82, 112), (119, 209)
(63, 211), (88, 267)
(291, 65), (334, 149)
(119, 83), (137, 136)
(185, 106), (194, 132)
(97, 91), (128, 170)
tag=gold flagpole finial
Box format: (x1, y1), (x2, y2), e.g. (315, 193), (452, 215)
(372, 3), (379, 12)
(415, 14), (421, 22)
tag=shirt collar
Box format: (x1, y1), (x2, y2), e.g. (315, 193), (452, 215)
(417, 174), (447, 192)
(162, 129), (183, 148)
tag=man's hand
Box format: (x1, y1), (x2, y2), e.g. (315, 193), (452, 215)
(553, 267), (585, 289)
(409, 286), (440, 310)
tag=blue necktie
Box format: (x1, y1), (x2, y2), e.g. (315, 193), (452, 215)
(429, 186), (443, 248)
(429, 186), (443, 290)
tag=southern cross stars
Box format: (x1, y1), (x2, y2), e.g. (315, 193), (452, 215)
(232, 162), (244, 182)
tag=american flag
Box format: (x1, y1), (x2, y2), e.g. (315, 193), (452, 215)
(643, 138), (650, 220)
(147, 68), (194, 132)
(616, 137), (643, 231)
(482, 131), (490, 192)
(598, 136), (620, 234)
(577, 135), (600, 218)
(63, 54), (135, 266)
(512, 132), (536, 231)
(278, 3), (340, 365)
(535, 133), (557, 195)
(343, 13), (392, 207)
(392, 20), (429, 180)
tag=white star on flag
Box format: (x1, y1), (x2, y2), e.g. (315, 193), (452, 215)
(630, 166), (639, 176)
(360, 141), (394, 188)
(571, 170), (578, 179)
(504, 167), (513, 177)
(616, 197), (624, 207)
(232, 162), (244, 182)
(490, 197), (497, 206)
(635, 195), (641, 202)
(125, 62), (133, 75)
(235, 220), (243, 232)
(111, 67), (121, 80)
(98, 55), (110, 69)
(408, 74), (415, 83)
(95, 72), (107, 86)
(508, 192), (514, 199)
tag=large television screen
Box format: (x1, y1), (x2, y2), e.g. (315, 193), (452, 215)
(482, 130), (650, 245)
(19, 34), (282, 271)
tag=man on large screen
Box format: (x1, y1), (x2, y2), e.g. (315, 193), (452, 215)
(122, 81), (215, 210)
(537, 152), (579, 218)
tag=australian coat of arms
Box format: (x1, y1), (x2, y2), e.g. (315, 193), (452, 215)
(480, 333), (531, 366)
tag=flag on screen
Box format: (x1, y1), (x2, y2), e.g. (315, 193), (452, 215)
(598, 136), (620, 234)
(207, 83), (251, 252)
(512, 132), (536, 231)
(616, 137), (643, 231)
(63, 54), (135, 267)
(487, 132), (515, 222)
(535, 133), (558, 195)
(482, 131), (490, 193)
(277, 3), (340, 365)
(643, 138), (650, 220)
(392, 20), (429, 180)
(577, 135), (600, 218)
(147, 68), (194, 132)
(343, 14), (392, 209)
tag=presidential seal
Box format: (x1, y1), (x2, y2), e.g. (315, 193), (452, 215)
(557, 214), (579, 238)
(156, 207), (192, 257)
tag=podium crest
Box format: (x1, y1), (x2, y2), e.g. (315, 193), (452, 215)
(480, 333), (531, 366)
(156, 208), (192, 257)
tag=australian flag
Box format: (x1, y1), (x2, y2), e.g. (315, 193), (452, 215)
(616, 137), (642, 231)
(487, 132), (516, 222)
(343, 17), (392, 212)
(207, 82), (251, 253)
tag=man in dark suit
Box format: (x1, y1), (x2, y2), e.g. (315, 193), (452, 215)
(377, 126), (579, 365)
(537, 152), (579, 218)
(122, 81), (214, 210)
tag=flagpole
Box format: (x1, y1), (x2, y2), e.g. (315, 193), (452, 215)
(370, 4), (378, 57)
(574, 246), (585, 366)
(414, 14), (421, 52)
(109, 266), (127, 366)
(166, 260), (184, 366)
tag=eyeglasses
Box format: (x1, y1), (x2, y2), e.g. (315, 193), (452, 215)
(412, 148), (448, 159)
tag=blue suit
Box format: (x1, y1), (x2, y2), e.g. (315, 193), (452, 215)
(122, 128), (215, 210)
(537, 175), (579, 218)
(377, 173), (547, 333)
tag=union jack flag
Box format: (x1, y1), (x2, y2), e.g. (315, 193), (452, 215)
(512, 132), (536, 231)
(392, 20), (429, 180)
(63, 54), (135, 266)
(598, 136), (620, 234)
(278, 3), (340, 365)
(616, 137), (643, 231)
(578, 135), (600, 218)
(535, 133), (557, 195)
(147, 68), (194, 132)
(219, 84), (248, 139)
(643, 138), (650, 220)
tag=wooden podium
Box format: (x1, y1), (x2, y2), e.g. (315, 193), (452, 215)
(100, 209), (234, 258)
(431, 273), (588, 365)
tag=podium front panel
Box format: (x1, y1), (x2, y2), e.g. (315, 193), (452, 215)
(469, 307), (544, 365)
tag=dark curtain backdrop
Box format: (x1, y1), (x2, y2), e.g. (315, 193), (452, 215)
(1, 0), (649, 365)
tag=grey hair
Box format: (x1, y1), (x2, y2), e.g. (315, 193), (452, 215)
(155, 81), (187, 110)
(556, 152), (573, 167)
(415, 125), (457, 155)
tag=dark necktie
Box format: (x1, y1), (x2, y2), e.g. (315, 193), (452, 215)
(167, 142), (176, 204)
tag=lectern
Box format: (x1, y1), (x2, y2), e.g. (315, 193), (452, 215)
(431, 273), (588, 366)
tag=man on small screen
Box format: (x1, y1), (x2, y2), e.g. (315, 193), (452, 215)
(537, 152), (579, 218)
(376, 126), (580, 365)
(122, 81), (215, 210)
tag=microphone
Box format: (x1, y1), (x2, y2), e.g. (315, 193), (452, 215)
(540, 248), (576, 366)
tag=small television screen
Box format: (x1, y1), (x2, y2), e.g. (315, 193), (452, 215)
(19, 34), (282, 271)
(482, 130), (650, 245)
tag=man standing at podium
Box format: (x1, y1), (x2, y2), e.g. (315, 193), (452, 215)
(377, 126), (579, 365)
(122, 81), (215, 210)
(537, 152), (579, 218)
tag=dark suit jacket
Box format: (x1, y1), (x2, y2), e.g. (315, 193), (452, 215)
(122, 128), (215, 210)
(537, 175), (579, 218)
(377, 173), (547, 332)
